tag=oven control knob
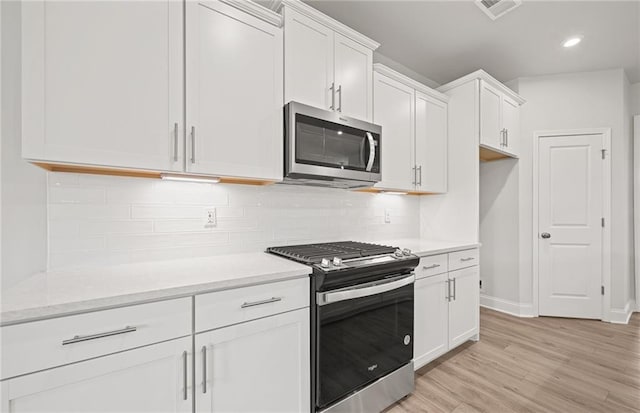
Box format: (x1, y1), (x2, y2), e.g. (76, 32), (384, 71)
(404, 335), (411, 346)
(320, 258), (331, 268)
(402, 248), (411, 256)
(394, 249), (403, 257)
(332, 257), (343, 267)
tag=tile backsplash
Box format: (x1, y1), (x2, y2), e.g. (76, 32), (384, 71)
(47, 173), (420, 269)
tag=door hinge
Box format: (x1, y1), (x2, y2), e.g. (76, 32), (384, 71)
(601, 217), (605, 228)
(601, 286), (605, 295)
(601, 149), (606, 159)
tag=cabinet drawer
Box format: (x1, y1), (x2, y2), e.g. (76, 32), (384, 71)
(415, 254), (448, 279)
(1, 298), (192, 380)
(448, 248), (480, 271)
(195, 277), (309, 333)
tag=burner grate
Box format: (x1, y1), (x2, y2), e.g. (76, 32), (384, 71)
(267, 241), (396, 265)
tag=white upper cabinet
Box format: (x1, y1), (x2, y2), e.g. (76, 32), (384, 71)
(501, 95), (520, 155)
(479, 81), (503, 150)
(439, 71), (525, 161)
(373, 65), (449, 193)
(415, 91), (448, 193)
(186, 0), (283, 181)
(333, 33), (373, 120)
(21, 0), (184, 171)
(283, 8), (334, 111)
(281, 0), (378, 121)
(373, 72), (415, 192)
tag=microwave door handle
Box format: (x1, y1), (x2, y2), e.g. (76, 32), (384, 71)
(318, 274), (415, 305)
(365, 132), (376, 172)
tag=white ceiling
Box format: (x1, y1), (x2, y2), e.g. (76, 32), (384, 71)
(304, 0), (640, 85)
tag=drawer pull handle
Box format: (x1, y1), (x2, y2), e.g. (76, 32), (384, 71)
(423, 264), (441, 270)
(62, 326), (137, 345)
(460, 257), (475, 262)
(241, 297), (282, 309)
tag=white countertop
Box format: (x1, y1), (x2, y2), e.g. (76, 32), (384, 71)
(378, 238), (480, 257)
(1, 239), (478, 326)
(1, 252), (311, 326)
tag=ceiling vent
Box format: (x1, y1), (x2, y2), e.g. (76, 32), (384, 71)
(475, 0), (522, 20)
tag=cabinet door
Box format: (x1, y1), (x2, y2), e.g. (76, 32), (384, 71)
(373, 72), (415, 192)
(333, 33), (373, 121)
(21, 1), (183, 171)
(414, 274), (449, 370)
(448, 266), (480, 349)
(1, 337), (192, 413)
(283, 8), (334, 110)
(479, 81), (502, 150)
(186, 0), (283, 180)
(415, 92), (448, 193)
(502, 95), (520, 156)
(195, 308), (310, 413)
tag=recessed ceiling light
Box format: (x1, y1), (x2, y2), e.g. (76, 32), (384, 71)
(563, 36), (583, 48)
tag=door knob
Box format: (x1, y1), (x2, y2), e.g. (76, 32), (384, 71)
(541, 232), (551, 239)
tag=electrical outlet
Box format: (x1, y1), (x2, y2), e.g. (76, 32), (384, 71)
(206, 208), (217, 226)
(384, 209), (391, 224)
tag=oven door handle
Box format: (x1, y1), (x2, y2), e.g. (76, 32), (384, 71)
(317, 273), (415, 306)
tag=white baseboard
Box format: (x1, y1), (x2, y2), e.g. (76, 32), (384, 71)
(610, 300), (636, 324)
(480, 294), (535, 318)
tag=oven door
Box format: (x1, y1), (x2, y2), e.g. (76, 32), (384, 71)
(285, 102), (382, 183)
(315, 273), (414, 410)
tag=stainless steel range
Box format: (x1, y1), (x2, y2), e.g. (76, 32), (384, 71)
(267, 241), (419, 413)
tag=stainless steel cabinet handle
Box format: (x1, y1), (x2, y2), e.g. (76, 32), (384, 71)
(453, 278), (457, 301)
(190, 126), (196, 164)
(241, 297), (282, 308)
(418, 165), (422, 186)
(337, 85), (342, 112)
(446, 279), (451, 301)
(329, 82), (335, 110)
(423, 264), (441, 270)
(173, 123), (179, 162)
(201, 345), (207, 394)
(460, 257), (475, 262)
(62, 326), (137, 345)
(182, 350), (188, 401)
(505, 129), (509, 147)
(412, 166), (417, 186)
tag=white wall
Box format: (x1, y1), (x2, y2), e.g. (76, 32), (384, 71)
(631, 83), (640, 115)
(479, 159), (520, 303)
(516, 69), (634, 313)
(1, 1), (48, 290)
(46, 173), (420, 269)
(374, 53), (440, 89)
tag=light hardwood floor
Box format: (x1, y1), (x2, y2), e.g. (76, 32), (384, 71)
(387, 307), (640, 413)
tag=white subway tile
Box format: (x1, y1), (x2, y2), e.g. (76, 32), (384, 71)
(131, 205), (204, 219)
(80, 220), (154, 235)
(49, 186), (106, 204)
(107, 232), (228, 251)
(49, 236), (105, 253)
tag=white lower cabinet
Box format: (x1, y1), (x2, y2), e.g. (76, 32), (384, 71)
(195, 308), (310, 413)
(1, 336), (192, 413)
(414, 251), (479, 370)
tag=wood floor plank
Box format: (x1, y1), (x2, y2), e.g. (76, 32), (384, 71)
(389, 309), (640, 412)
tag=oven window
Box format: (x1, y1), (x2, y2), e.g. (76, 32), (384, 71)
(316, 283), (413, 409)
(295, 114), (380, 173)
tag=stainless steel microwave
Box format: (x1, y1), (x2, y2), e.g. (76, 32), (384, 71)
(283, 102), (382, 189)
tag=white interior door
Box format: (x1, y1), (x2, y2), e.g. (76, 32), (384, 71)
(538, 134), (604, 319)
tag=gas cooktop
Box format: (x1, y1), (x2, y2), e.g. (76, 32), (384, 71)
(266, 241), (415, 272)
